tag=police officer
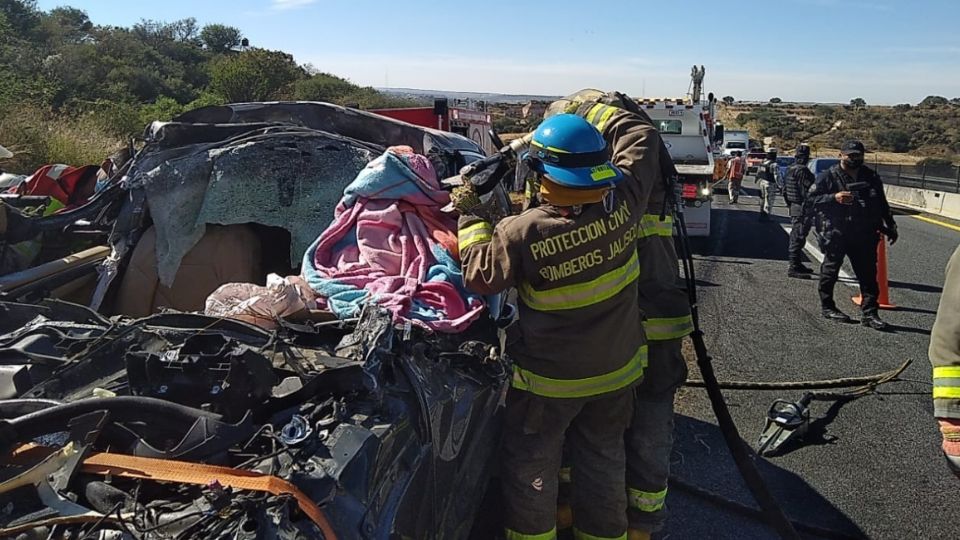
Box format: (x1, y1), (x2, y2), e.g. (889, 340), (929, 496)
(756, 148), (779, 221)
(455, 114), (650, 540)
(783, 144), (816, 278)
(809, 140), (898, 329)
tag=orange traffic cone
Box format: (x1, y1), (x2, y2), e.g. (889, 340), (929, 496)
(853, 233), (896, 309)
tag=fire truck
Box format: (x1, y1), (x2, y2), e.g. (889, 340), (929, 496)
(371, 99), (496, 155)
(638, 65), (720, 236)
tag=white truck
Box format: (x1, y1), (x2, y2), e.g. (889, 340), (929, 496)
(631, 65), (720, 236)
(640, 97), (716, 236)
(721, 129), (750, 156)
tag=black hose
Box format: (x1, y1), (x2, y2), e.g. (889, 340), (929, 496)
(0, 396), (222, 452)
(674, 206), (801, 540)
(0, 398), (62, 418)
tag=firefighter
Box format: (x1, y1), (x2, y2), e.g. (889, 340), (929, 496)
(931, 243), (960, 479)
(454, 113), (650, 540)
(544, 91), (692, 539)
(809, 140), (898, 329)
(756, 148), (779, 222)
(783, 144), (816, 278)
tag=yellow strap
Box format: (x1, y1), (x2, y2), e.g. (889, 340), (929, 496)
(638, 214), (674, 238)
(933, 387), (960, 399)
(519, 252), (639, 312)
(933, 366), (960, 379)
(458, 221), (493, 252)
(643, 315), (694, 341)
(628, 486), (668, 513)
(585, 103), (607, 125)
(512, 345), (647, 398)
(573, 529), (626, 540)
(595, 106), (618, 132)
(505, 527), (558, 540)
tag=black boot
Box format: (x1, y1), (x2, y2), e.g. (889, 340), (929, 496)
(822, 306), (852, 323)
(861, 312), (889, 331)
(788, 266), (812, 279)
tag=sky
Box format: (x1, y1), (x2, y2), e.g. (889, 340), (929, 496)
(35, 0), (960, 104)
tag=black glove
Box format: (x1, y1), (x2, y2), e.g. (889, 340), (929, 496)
(881, 219), (898, 245)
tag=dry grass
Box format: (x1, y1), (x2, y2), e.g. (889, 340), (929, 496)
(0, 106), (123, 174)
(810, 147), (924, 165)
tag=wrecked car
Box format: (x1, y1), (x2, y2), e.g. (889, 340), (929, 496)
(0, 102), (512, 539)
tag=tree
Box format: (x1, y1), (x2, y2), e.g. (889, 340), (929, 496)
(292, 72), (358, 102)
(893, 103), (912, 112)
(919, 95), (949, 108)
(132, 17), (200, 46)
(873, 128), (912, 152)
(769, 97), (782, 104)
(169, 17), (199, 44)
(0, 0), (40, 35)
(200, 23), (242, 52)
(722, 95), (735, 105)
(850, 97), (866, 109)
(209, 48), (303, 102)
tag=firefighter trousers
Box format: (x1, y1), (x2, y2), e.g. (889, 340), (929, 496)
(819, 232), (880, 313)
(626, 339), (687, 532)
(501, 387), (633, 540)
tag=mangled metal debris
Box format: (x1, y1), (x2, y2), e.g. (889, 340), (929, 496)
(0, 301), (508, 538)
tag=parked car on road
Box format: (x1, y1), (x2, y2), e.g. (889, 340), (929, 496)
(808, 157), (840, 177)
(777, 156), (796, 184)
(746, 149), (767, 174)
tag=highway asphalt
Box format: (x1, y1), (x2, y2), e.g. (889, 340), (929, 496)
(662, 180), (960, 539)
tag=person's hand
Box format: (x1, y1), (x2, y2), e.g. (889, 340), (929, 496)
(835, 191), (854, 205)
(885, 224), (899, 245)
(940, 419), (960, 479)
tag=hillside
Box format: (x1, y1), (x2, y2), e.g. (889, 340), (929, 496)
(718, 98), (960, 163)
(0, 0), (415, 173)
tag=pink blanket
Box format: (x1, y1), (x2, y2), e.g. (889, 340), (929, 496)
(302, 146), (484, 333)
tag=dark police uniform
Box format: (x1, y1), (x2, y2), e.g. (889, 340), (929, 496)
(809, 163), (895, 314)
(782, 163), (816, 269)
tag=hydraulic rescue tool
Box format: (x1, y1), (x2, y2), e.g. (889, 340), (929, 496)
(755, 360), (912, 457)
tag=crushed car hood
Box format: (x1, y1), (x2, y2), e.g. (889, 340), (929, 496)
(0, 300), (508, 539)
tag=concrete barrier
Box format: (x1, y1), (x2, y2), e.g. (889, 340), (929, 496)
(884, 184), (960, 220)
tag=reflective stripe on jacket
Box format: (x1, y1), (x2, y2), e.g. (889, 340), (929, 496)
(932, 244), (960, 419)
(575, 96), (692, 343)
(458, 114), (658, 397)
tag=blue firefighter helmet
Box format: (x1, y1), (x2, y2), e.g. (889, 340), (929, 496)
(525, 114), (624, 189)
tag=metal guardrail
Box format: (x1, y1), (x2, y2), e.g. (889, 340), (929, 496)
(874, 160), (960, 194)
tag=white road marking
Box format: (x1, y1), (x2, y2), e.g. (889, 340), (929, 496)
(782, 225), (858, 287)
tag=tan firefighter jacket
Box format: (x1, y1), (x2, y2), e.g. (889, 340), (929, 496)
(932, 243), (960, 419)
(457, 124), (659, 398)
